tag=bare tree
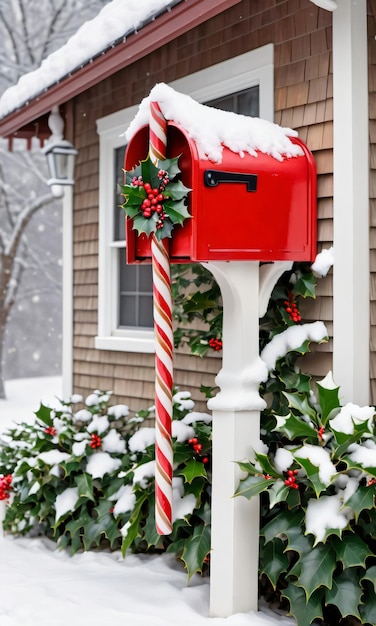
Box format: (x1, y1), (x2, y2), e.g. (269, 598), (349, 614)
(0, 0), (111, 398)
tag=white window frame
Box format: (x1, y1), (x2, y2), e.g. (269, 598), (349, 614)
(95, 44), (274, 352)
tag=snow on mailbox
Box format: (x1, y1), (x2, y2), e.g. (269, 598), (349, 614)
(122, 83), (317, 264)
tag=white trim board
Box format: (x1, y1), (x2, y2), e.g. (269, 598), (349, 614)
(332, 0), (369, 404)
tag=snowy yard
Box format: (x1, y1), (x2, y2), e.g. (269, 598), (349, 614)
(0, 377), (294, 626)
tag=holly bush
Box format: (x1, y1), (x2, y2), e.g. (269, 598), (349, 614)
(4, 260), (367, 625)
(0, 389), (211, 580)
(236, 373), (376, 626)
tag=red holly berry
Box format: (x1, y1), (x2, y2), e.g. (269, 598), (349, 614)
(284, 292), (301, 323)
(44, 426), (57, 436)
(284, 470), (299, 489)
(318, 426), (325, 441)
(0, 474), (12, 500)
(89, 433), (102, 449)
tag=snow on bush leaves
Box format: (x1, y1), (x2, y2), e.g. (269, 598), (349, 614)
(236, 374), (376, 626)
(0, 389), (212, 580)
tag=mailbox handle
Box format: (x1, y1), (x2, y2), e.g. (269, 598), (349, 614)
(204, 170), (257, 192)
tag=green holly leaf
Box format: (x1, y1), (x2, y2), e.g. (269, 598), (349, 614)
(141, 154), (160, 188)
(70, 531), (85, 556)
(342, 457), (376, 481)
(154, 219), (174, 240)
(296, 542), (336, 598)
(316, 378), (341, 424)
(359, 583), (376, 626)
(181, 522), (211, 581)
(65, 509), (92, 538)
(163, 199), (191, 225)
(35, 404), (53, 427)
(121, 517), (140, 556)
(278, 368), (312, 395)
(343, 484), (375, 522)
(166, 180), (191, 201)
(61, 460), (81, 478)
(254, 451), (280, 477)
(273, 412), (317, 441)
(282, 584), (324, 626)
(285, 525), (313, 555)
(142, 504), (165, 549)
(286, 484), (302, 509)
(120, 183), (146, 206)
(325, 569), (362, 620)
(332, 420), (371, 458)
(332, 533), (370, 568)
(283, 391), (318, 422)
(82, 515), (112, 550)
(179, 459), (207, 484)
(261, 509), (304, 545)
(293, 455), (330, 497)
(159, 156), (181, 178)
(74, 473), (94, 502)
(267, 480), (290, 509)
(260, 538), (289, 589)
(292, 273), (316, 298)
(362, 566), (376, 593)
(237, 461), (263, 476)
(122, 203), (140, 219)
(235, 474), (276, 500)
(132, 213), (157, 237)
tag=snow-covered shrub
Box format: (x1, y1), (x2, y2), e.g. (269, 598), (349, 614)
(236, 372), (376, 626)
(0, 389), (212, 579)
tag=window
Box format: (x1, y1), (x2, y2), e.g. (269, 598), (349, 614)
(114, 147), (154, 330)
(95, 45), (273, 353)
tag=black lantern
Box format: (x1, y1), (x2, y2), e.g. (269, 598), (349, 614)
(43, 106), (78, 194)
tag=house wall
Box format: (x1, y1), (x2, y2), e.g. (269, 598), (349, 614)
(71, 0), (334, 411)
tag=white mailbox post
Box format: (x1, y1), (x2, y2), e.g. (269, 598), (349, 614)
(206, 260), (292, 618)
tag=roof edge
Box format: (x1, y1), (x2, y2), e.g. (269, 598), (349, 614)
(0, 0), (241, 139)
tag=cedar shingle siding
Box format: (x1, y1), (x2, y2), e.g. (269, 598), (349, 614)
(71, 1), (361, 410)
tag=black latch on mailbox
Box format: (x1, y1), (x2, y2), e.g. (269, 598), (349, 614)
(204, 170), (258, 192)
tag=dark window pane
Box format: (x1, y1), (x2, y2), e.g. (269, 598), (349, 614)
(114, 146), (126, 241)
(119, 295), (136, 326)
(139, 295), (154, 327)
(118, 255), (154, 329)
(139, 265), (154, 292)
(206, 85), (259, 118)
(237, 88), (259, 117)
(120, 261), (137, 291)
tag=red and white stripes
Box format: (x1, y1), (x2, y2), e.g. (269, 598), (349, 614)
(149, 100), (173, 535)
(149, 101), (167, 164)
(151, 236), (174, 535)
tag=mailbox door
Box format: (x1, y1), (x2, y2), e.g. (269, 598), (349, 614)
(192, 136), (316, 262)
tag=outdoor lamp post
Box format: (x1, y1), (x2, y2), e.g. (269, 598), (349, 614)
(43, 105), (78, 197)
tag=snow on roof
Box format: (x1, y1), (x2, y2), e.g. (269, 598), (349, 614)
(126, 83), (304, 163)
(0, 0), (178, 120)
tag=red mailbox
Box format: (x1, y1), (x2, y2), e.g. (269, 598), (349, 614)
(125, 122), (316, 264)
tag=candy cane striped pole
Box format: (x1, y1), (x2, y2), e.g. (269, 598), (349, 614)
(150, 101), (173, 535)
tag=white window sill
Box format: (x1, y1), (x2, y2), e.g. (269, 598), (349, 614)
(95, 334), (155, 353)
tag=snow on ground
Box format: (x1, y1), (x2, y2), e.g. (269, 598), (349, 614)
(0, 377), (294, 626)
(0, 376), (62, 434)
